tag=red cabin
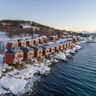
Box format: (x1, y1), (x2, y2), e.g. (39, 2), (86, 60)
(42, 36), (47, 42)
(5, 49), (23, 65)
(27, 48), (34, 60)
(55, 45), (59, 51)
(49, 46), (55, 53)
(59, 44), (64, 51)
(38, 38), (43, 44)
(66, 42), (70, 49)
(26, 39), (34, 47)
(18, 40), (26, 47)
(42, 46), (50, 56)
(21, 47), (34, 61)
(33, 39), (39, 45)
(6, 41), (18, 49)
(32, 47), (43, 57)
(63, 43), (67, 50)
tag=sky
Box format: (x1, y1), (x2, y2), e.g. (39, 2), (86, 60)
(0, 0), (96, 32)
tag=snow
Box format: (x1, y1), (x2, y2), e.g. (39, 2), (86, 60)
(0, 32), (11, 41)
(56, 39), (67, 44)
(0, 76), (27, 94)
(0, 36), (83, 95)
(47, 42), (55, 45)
(0, 63), (50, 95)
(75, 45), (82, 50)
(54, 51), (67, 61)
(0, 87), (9, 94)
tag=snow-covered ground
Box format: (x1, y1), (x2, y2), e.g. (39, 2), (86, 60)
(0, 32), (83, 95)
(0, 62), (50, 95)
(54, 51), (67, 61)
(0, 44), (82, 95)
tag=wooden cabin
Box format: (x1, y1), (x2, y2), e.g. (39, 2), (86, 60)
(66, 42), (70, 49)
(59, 44), (64, 51)
(50, 35), (58, 40)
(20, 47), (29, 61)
(72, 36), (80, 43)
(5, 49), (23, 65)
(38, 36), (47, 44)
(42, 46), (50, 56)
(38, 37), (43, 44)
(18, 40), (26, 47)
(63, 43), (67, 50)
(42, 36), (47, 42)
(6, 41), (18, 49)
(31, 47), (43, 57)
(69, 42), (74, 48)
(33, 39), (39, 45)
(27, 48), (34, 60)
(21, 47), (34, 61)
(49, 46), (55, 53)
(55, 45), (59, 51)
(26, 39), (34, 47)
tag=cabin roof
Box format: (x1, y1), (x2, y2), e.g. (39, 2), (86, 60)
(5, 49), (15, 55)
(31, 46), (42, 51)
(20, 47), (29, 53)
(5, 49), (21, 55)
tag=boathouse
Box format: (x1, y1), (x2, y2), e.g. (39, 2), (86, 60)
(18, 40), (26, 47)
(31, 47), (43, 57)
(59, 44), (64, 51)
(49, 45), (55, 53)
(33, 38), (39, 45)
(26, 39), (34, 47)
(27, 48), (34, 60)
(42, 46), (50, 56)
(55, 45), (59, 51)
(6, 41), (18, 49)
(21, 47), (34, 61)
(5, 49), (23, 65)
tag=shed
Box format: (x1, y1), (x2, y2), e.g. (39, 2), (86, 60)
(31, 47), (43, 57)
(42, 46), (50, 56)
(26, 39), (34, 47)
(63, 43), (67, 49)
(55, 45), (59, 51)
(33, 38), (39, 45)
(21, 47), (34, 61)
(18, 40), (26, 47)
(5, 49), (23, 65)
(49, 45), (55, 53)
(6, 41), (18, 49)
(59, 44), (64, 51)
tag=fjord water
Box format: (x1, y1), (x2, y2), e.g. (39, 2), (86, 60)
(31, 43), (96, 96)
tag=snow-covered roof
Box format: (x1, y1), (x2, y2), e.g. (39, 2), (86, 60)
(56, 39), (67, 44)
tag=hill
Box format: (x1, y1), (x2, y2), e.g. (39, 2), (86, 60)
(0, 19), (80, 37)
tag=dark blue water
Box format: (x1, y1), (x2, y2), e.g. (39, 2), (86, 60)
(31, 43), (96, 96)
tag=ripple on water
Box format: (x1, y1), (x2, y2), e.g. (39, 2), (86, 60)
(32, 44), (96, 96)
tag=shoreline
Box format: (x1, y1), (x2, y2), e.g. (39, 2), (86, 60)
(0, 43), (83, 95)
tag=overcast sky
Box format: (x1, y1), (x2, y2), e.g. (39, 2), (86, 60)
(0, 0), (96, 32)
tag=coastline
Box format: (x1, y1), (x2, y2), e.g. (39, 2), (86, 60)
(0, 43), (82, 95)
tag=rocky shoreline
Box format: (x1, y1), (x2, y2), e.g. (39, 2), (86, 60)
(0, 43), (83, 96)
